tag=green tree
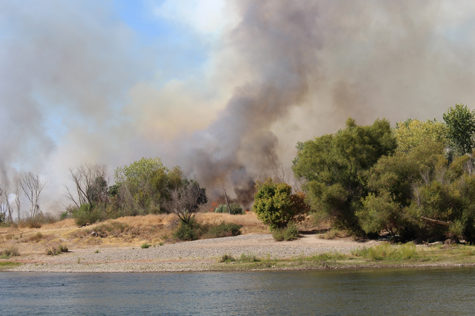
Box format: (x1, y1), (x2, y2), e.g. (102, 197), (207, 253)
(293, 118), (396, 232)
(443, 104), (475, 155)
(114, 158), (185, 214)
(394, 119), (448, 153)
(253, 180), (308, 229)
(357, 140), (475, 242)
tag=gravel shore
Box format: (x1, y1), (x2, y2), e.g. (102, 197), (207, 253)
(9, 234), (378, 273)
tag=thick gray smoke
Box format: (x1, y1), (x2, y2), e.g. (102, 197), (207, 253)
(1, 0), (475, 210)
(178, 0), (475, 202)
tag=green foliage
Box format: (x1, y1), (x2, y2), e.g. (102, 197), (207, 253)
(173, 218), (203, 241)
(357, 141), (445, 239)
(443, 104), (475, 155)
(358, 136), (475, 242)
(174, 219), (242, 241)
(219, 254), (260, 263)
(60, 210), (71, 220)
(239, 253), (259, 262)
(271, 222), (299, 241)
(72, 204), (104, 227)
(293, 118), (396, 232)
(114, 158), (186, 215)
(114, 158), (168, 213)
(394, 119), (448, 153)
(352, 242), (418, 261)
(204, 222), (242, 238)
(214, 203), (244, 214)
(253, 180), (308, 229)
(220, 254), (236, 263)
(141, 243), (151, 249)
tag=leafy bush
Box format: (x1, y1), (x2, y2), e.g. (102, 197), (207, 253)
(253, 180), (308, 229)
(0, 246), (20, 258)
(174, 220), (242, 241)
(203, 222), (242, 238)
(72, 204), (104, 226)
(272, 222), (299, 241)
(215, 203), (243, 215)
(141, 243), (151, 249)
(174, 218), (204, 241)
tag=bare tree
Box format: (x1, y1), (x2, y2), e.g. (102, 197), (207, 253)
(166, 181), (207, 224)
(0, 184), (14, 222)
(66, 164), (107, 209)
(14, 180), (21, 222)
(20, 172), (44, 218)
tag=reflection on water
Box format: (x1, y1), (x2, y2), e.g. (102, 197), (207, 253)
(1, 268), (474, 315)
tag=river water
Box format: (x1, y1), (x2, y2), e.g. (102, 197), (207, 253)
(1, 268), (474, 315)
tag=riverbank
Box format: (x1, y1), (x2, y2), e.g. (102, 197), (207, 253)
(1, 233), (474, 273)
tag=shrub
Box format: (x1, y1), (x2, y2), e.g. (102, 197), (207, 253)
(352, 242), (418, 261)
(46, 244), (69, 256)
(239, 253), (260, 262)
(215, 203), (243, 215)
(253, 180), (308, 229)
(88, 222), (129, 238)
(0, 246), (20, 258)
(272, 229), (285, 241)
(141, 243), (151, 249)
(60, 210), (71, 220)
(174, 219), (203, 241)
(283, 222), (299, 241)
(174, 219), (242, 241)
(272, 222), (299, 241)
(19, 213), (58, 228)
(204, 222), (242, 238)
(220, 254), (235, 263)
(72, 204), (104, 226)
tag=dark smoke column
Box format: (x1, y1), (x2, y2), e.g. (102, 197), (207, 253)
(180, 1), (321, 202)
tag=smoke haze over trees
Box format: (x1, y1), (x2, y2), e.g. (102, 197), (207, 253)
(1, 0), (475, 212)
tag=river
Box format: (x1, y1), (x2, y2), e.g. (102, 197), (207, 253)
(1, 268), (474, 315)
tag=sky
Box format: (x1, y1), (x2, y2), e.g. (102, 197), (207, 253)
(1, 0), (475, 213)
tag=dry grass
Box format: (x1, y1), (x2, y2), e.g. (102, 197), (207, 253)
(0, 212), (268, 256)
(196, 212), (267, 234)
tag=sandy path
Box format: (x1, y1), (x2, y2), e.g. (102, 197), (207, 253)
(9, 234), (378, 272)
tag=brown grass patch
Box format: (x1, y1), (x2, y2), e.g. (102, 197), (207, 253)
(196, 212), (267, 234)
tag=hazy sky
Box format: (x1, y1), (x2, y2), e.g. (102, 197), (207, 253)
(1, 0), (475, 212)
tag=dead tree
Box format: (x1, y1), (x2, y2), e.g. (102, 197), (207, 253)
(20, 172), (44, 218)
(14, 181), (21, 222)
(66, 164), (107, 209)
(166, 181), (207, 224)
(0, 185), (14, 222)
